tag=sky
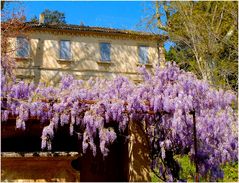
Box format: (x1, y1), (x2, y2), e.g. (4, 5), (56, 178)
(5, 1), (173, 51)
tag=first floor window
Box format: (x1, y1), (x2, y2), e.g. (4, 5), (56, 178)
(60, 40), (71, 60)
(16, 37), (30, 58)
(138, 46), (149, 64)
(100, 42), (111, 62)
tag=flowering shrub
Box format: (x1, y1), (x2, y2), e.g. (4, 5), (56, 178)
(1, 62), (237, 181)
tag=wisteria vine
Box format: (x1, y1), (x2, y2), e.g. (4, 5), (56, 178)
(1, 62), (237, 181)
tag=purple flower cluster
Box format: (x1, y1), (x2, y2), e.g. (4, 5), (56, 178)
(1, 62), (237, 181)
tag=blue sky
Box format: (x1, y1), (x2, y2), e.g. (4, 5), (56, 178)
(5, 1), (173, 51)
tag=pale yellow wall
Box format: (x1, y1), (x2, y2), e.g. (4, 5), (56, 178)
(13, 32), (165, 85)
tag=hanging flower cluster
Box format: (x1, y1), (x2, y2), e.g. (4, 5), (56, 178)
(1, 62), (237, 181)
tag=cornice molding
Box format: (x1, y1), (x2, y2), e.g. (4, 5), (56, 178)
(26, 28), (167, 42)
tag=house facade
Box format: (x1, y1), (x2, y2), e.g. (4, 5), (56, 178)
(2, 18), (167, 182)
(13, 19), (166, 84)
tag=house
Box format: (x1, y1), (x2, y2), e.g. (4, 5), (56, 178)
(1, 15), (167, 182)
(13, 15), (167, 84)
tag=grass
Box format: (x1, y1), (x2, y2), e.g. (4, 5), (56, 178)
(221, 161), (238, 182)
(151, 155), (238, 182)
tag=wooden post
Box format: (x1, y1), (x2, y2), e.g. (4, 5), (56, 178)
(192, 111), (199, 182)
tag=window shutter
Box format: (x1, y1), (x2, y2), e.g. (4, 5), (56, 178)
(139, 46), (149, 64)
(60, 40), (71, 60)
(100, 43), (111, 61)
(16, 37), (29, 58)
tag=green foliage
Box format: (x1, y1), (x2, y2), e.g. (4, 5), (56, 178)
(43, 9), (66, 24)
(151, 155), (238, 182)
(32, 9), (66, 25)
(150, 172), (160, 182)
(153, 1), (238, 91)
(175, 155), (196, 181)
(165, 45), (199, 76)
(30, 15), (38, 23)
(222, 162), (238, 182)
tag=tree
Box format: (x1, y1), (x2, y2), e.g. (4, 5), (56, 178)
(37, 9), (66, 24)
(146, 1), (238, 91)
(1, 1), (26, 79)
(29, 15), (38, 23)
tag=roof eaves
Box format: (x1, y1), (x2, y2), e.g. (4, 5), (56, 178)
(23, 22), (168, 41)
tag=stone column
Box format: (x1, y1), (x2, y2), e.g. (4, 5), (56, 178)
(128, 121), (151, 181)
(157, 42), (166, 67)
(33, 38), (44, 84)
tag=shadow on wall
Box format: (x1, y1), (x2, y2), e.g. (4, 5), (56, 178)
(33, 38), (44, 84)
(32, 37), (157, 86)
(1, 119), (79, 152)
(75, 135), (128, 181)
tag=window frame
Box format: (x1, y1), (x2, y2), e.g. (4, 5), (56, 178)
(99, 42), (111, 62)
(138, 45), (149, 64)
(16, 37), (30, 58)
(59, 40), (72, 60)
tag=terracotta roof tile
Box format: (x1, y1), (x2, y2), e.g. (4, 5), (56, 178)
(23, 22), (168, 40)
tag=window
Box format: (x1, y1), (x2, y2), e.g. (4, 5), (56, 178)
(100, 43), (111, 62)
(60, 40), (71, 60)
(138, 46), (149, 64)
(16, 37), (30, 58)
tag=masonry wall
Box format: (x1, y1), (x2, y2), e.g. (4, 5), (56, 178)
(13, 32), (165, 84)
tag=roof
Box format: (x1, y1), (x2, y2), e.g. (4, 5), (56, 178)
(23, 22), (168, 42)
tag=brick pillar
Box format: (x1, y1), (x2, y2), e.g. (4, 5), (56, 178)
(128, 121), (151, 181)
